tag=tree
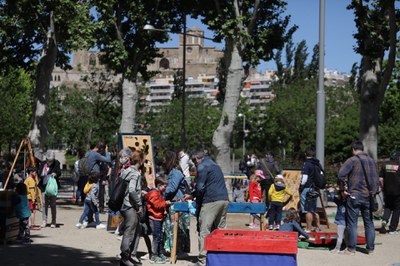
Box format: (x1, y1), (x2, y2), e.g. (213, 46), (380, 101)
(195, 0), (296, 171)
(0, 68), (33, 153)
(0, 0), (95, 152)
(141, 98), (221, 152)
(348, 0), (398, 160)
(92, 0), (176, 133)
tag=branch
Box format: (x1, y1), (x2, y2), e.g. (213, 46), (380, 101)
(248, 0), (261, 33)
(379, 0), (397, 95)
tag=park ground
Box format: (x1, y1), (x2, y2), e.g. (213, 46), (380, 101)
(1, 197), (400, 266)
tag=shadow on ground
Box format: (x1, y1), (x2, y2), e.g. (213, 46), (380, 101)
(0, 243), (117, 265)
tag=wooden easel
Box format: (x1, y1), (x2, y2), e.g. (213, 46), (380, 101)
(3, 137), (36, 189)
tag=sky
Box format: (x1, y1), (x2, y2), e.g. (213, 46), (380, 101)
(158, 1), (360, 74)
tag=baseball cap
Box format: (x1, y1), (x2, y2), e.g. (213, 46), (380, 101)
(255, 169), (266, 179)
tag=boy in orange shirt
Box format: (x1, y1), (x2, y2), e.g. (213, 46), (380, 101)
(146, 176), (171, 264)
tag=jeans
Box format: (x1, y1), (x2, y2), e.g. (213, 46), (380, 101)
(198, 200), (229, 263)
(346, 196), (375, 252)
(300, 187), (317, 214)
(268, 201), (283, 226)
(120, 207), (140, 260)
(81, 200), (100, 225)
(42, 193), (57, 225)
(76, 176), (88, 203)
(150, 219), (164, 256)
(335, 224), (346, 250)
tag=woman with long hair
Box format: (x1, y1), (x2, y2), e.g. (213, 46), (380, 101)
(163, 149), (191, 258)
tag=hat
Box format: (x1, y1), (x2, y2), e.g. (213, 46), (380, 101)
(255, 169), (266, 179)
(275, 174), (284, 180)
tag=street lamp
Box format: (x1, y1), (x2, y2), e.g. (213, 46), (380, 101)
(238, 113), (246, 158)
(144, 21), (217, 149)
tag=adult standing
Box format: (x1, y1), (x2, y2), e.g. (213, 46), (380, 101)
(379, 151), (400, 234)
(338, 141), (380, 255)
(186, 150), (229, 266)
(163, 149), (191, 257)
(300, 147), (321, 232)
(119, 149), (143, 266)
(86, 142), (112, 177)
(178, 150), (195, 187)
(38, 151), (61, 228)
(258, 151), (280, 205)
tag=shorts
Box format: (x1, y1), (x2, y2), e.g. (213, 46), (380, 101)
(300, 187), (317, 213)
(29, 200), (36, 211)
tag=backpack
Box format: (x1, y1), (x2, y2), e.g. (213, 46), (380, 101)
(313, 164), (327, 189)
(108, 177), (127, 212)
(45, 175), (58, 196)
(78, 155), (91, 177)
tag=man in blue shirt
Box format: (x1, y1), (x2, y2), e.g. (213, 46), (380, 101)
(338, 140), (379, 255)
(185, 151), (229, 266)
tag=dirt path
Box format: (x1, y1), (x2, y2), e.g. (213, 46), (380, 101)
(1, 202), (400, 266)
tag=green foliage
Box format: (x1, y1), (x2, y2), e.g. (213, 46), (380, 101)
(0, 68), (33, 152)
(141, 98), (221, 152)
(0, 0), (95, 71)
(47, 70), (121, 152)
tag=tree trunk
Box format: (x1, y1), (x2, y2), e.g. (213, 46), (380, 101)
(359, 58), (383, 161)
(212, 40), (242, 173)
(28, 14), (57, 152)
(119, 78), (137, 133)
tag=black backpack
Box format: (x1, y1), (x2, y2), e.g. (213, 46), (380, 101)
(313, 164), (327, 189)
(78, 155), (92, 177)
(108, 177), (127, 212)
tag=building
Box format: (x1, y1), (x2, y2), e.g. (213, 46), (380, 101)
(241, 70), (277, 110)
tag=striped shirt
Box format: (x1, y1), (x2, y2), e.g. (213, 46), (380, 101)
(338, 153), (380, 199)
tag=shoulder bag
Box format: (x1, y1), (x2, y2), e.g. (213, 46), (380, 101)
(356, 155), (379, 212)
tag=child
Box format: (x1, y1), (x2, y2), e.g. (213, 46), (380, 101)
(232, 182), (247, 203)
(268, 174), (293, 230)
(248, 170), (263, 228)
(279, 208), (315, 241)
(146, 176), (171, 264)
(76, 176), (106, 229)
(14, 183), (31, 244)
(330, 191), (346, 254)
(24, 168), (41, 229)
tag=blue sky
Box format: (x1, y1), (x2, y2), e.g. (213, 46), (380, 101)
(159, 1), (360, 74)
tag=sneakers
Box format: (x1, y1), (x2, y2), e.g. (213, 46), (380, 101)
(82, 222), (88, 228)
(40, 221), (47, 228)
(96, 223), (106, 229)
(275, 225), (280, 230)
(150, 255), (166, 264)
(313, 227), (321, 232)
(188, 262), (205, 266)
(330, 248), (340, 254)
(268, 225), (274, 230)
(117, 235), (123, 241)
(388, 230), (399, 235)
(50, 224), (56, 228)
(140, 253), (150, 260)
(342, 249), (355, 256)
(160, 254), (170, 262)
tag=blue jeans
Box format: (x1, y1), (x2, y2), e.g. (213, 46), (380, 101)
(80, 200), (100, 225)
(151, 219), (164, 256)
(346, 196), (375, 252)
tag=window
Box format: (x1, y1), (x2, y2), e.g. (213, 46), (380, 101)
(159, 58), (170, 69)
(89, 54), (97, 66)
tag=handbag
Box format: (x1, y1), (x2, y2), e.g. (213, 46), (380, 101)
(356, 155), (379, 212)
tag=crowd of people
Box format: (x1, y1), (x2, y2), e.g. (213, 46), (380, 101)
(2, 139), (400, 264)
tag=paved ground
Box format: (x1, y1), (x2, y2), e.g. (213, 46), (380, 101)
(1, 198), (400, 266)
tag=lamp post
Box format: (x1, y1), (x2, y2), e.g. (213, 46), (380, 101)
(144, 21), (216, 150)
(238, 113), (246, 158)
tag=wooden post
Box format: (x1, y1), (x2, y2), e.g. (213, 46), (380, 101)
(3, 139), (25, 189)
(170, 212), (179, 264)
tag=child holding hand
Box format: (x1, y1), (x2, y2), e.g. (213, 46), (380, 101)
(330, 191), (347, 254)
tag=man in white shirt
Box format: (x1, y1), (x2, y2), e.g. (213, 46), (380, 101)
(178, 150), (194, 186)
